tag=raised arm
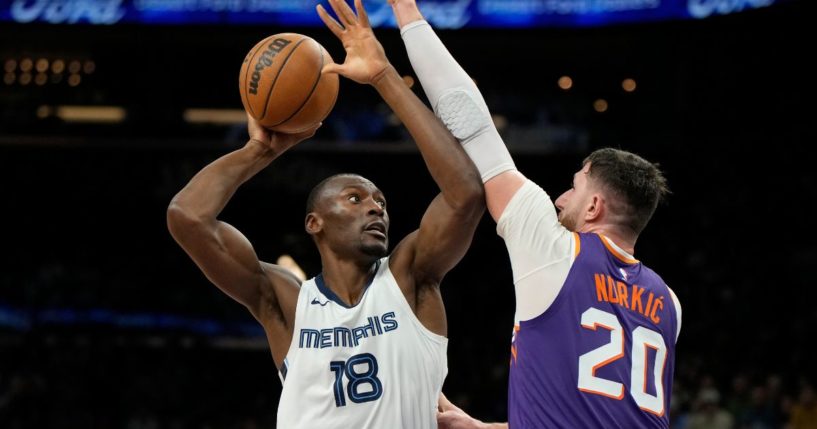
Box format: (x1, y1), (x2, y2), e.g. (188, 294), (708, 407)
(318, 0), (484, 285)
(166, 116), (315, 362)
(390, 0), (527, 221)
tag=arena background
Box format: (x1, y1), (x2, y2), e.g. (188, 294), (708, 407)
(1, 1), (815, 427)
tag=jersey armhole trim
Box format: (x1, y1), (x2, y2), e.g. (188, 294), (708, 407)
(382, 259), (449, 346)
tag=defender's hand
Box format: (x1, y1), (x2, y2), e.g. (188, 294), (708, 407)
(437, 393), (487, 429)
(317, 0), (390, 85)
(388, 0), (424, 29)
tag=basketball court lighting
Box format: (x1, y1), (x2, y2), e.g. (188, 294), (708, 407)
(36, 58), (49, 73)
(183, 108), (248, 125)
(51, 59), (65, 74)
(83, 60), (96, 74)
(558, 75), (573, 90)
(55, 105), (126, 123)
(36, 105), (52, 118)
(593, 99), (609, 113)
(622, 78), (637, 92)
(20, 58), (33, 72)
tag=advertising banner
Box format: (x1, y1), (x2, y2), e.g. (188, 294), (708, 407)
(0, 0), (789, 28)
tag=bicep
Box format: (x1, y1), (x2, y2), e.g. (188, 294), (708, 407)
(169, 216), (267, 313)
(496, 180), (575, 312)
(403, 193), (483, 283)
(484, 170), (527, 221)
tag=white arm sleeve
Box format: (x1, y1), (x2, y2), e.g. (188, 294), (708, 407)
(497, 180), (575, 322)
(400, 20), (515, 182)
(667, 286), (682, 343)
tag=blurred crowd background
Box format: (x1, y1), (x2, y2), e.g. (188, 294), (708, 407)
(2, 1), (815, 428)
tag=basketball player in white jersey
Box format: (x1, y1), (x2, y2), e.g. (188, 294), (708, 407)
(166, 0), (484, 427)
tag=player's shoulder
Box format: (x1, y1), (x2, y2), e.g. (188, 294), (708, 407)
(261, 262), (304, 288)
(497, 178), (560, 228)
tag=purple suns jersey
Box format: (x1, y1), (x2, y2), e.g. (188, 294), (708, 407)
(499, 181), (679, 429)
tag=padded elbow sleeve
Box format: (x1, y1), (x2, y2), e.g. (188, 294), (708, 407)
(402, 20), (515, 182)
(437, 90), (516, 183)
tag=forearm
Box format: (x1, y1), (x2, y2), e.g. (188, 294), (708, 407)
(372, 66), (482, 208)
(170, 139), (279, 221)
(398, 19), (484, 115)
(469, 419), (508, 429)
(398, 19), (515, 184)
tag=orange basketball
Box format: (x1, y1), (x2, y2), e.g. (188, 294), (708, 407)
(239, 33), (339, 133)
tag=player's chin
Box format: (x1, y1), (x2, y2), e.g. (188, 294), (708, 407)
(558, 214), (575, 231)
(361, 240), (388, 258)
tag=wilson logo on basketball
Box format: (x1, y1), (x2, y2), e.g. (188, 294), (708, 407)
(248, 38), (292, 95)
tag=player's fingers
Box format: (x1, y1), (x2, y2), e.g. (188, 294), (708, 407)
(355, 0), (370, 28)
(322, 62), (344, 75)
(326, 0), (348, 27)
(331, 0), (359, 27)
(317, 5), (344, 38)
(436, 411), (454, 428)
(438, 392), (456, 412)
(298, 122), (322, 139)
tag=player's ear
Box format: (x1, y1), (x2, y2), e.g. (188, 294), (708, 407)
(305, 212), (323, 235)
(585, 194), (603, 222)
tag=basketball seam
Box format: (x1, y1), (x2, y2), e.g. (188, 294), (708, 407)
(262, 38), (308, 119)
(243, 35), (274, 119)
(270, 39), (324, 129)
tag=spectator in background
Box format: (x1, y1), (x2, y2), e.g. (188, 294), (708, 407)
(726, 374), (752, 424)
(686, 387), (734, 429)
(787, 383), (817, 429)
(740, 385), (779, 429)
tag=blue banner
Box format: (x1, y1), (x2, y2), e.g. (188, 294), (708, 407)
(0, 0), (789, 28)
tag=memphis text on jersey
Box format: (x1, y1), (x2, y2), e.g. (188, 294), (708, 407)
(298, 312), (399, 349)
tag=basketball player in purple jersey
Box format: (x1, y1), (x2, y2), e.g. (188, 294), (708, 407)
(388, 1), (682, 428)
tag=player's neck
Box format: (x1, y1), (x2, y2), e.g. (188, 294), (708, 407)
(319, 257), (378, 306)
(582, 224), (636, 255)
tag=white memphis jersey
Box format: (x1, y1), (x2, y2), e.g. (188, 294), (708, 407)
(276, 257), (448, 429)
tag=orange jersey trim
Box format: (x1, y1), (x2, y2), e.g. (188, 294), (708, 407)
(599, 234), (639, 264)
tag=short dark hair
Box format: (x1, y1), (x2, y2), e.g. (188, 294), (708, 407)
(305, 173), (361, 215)
(584, 148), (669, 235)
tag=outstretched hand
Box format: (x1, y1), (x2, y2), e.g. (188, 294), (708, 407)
(247, 112), (320, 154)
(387, 0), (425, 29)
(437, 393), (490, 429)
(317, 0), (391, 85)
